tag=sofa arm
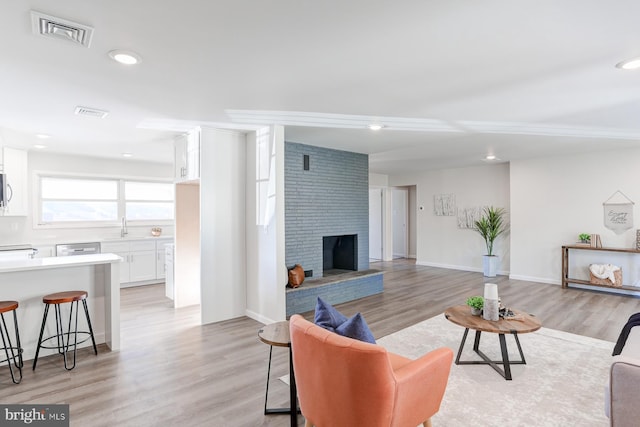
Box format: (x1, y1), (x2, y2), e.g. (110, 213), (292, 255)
(609, 355), (640, 426)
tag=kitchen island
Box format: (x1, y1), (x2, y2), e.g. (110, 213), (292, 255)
(0, 253), (122, 360)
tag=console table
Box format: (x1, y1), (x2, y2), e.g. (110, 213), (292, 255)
(561, 245), (640, 291)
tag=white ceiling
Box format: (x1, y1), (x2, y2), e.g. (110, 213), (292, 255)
(1, 1), (640, 174)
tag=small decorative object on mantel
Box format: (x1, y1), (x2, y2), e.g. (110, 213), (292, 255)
(636, 229), (640, 250)
(465, 296), (484, 316)
(151, 227), (162, 237)
(287, 264), (305, 288)
(603, 190), (634, 235)
(589, 263), (622, 287)
(590, 234), (602, 248)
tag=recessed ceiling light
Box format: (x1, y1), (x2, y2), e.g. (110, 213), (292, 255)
(368, 124), (384, 131)
(485, 154), (496, 160)
(34, 144), (47, 149)
(35, 133), (50, 139)
(108, 50), (141, 65)
(122, 153), (133, 158)
(616, 57), (640, 70)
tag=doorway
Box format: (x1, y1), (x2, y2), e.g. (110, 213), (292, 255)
(392, 187), (408, 259)
(369, 188), (383, 261)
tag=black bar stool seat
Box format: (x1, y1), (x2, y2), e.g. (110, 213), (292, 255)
(0, 301), (23, 384)
(33, 290), (97, 371)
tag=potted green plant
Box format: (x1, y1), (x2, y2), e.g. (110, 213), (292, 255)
(474, 206), (508, 277)
(466, 296), (484, 316)
(578, 233), (591, 244)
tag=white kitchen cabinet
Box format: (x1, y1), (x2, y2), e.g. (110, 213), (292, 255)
(174, 128), (200, 182)
(101, 241), (135, 285)
(152, 238), (172, 280)
(156, 244), (166, 279)
(1, 147), (28, 216)
(128, 251), (157, 282)
(101, 238), (173, 287)
(186, 129), (200, 180)
(164, 243), (174, 301)
(102, 240), (156, 287)
(174, 134), (187, 181)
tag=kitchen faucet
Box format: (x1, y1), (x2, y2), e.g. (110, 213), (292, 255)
(121, 216), (128, 238)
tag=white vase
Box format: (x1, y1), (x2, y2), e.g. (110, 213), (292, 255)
(483, 255), (498, 277)
(483, 283), (499, 321)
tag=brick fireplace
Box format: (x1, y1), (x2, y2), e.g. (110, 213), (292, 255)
(284, 142), (369, 278)
(284, 142), (383, 316)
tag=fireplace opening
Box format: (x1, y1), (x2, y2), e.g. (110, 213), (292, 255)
(323, 234), (357, 276)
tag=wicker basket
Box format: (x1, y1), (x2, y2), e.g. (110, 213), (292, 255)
(589, 269), (623, 287)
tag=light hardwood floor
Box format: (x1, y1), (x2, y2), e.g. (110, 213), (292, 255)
(1, 260), (639, 426)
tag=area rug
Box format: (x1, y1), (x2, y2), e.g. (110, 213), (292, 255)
(377, 314), (614, 427)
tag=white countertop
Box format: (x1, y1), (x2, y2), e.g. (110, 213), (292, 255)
(0, 253), (122, 273)
(100, 236), (173, 242)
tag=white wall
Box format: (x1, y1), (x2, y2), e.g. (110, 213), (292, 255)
(511, 148), (640, 285)
(369, 173), (389, 187)
(0, 150), (173, 249)
(199, 128), (248, 324)
(390, 163), (510, 273)
(245, 126), (287, 324)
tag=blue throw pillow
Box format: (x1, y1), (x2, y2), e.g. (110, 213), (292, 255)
(314, 297), (376, 344)
(336, 312), (376, 344)
(314, 297), (348, 332)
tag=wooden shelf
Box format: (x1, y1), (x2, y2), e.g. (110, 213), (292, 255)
(561, 245), (640, 292)
(563, 245), (640, 254)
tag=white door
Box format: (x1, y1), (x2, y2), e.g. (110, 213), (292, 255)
(369, 188), (383, 261)
(392, 188), (408, 259)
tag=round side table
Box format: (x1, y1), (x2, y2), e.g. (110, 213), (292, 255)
(258, 321), (299, 427)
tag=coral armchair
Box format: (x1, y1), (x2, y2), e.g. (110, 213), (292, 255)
(289, 314), (453, 427)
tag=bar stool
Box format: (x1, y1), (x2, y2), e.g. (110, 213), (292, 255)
(33, 291), (97, 371)
(0, 301), (23, 384)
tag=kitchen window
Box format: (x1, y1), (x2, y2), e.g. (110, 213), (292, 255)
(37, 175), (173, 226)
(124, 181), (174, 220)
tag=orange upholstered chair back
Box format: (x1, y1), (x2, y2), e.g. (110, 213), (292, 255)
(289, 314), (453, 427)
(290, 314), (396, 426)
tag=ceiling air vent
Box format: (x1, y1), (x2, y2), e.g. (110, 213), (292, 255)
(31, 11), (94, 48)
(74, 106), (109, 119)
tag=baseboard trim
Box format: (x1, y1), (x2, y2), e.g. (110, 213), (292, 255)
(415, 261), (509, 276)
(508, 274), (559, 285)
(245, 309), (278, 325)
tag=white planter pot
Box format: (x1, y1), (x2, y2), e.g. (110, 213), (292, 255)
(483, 255), (498, 277)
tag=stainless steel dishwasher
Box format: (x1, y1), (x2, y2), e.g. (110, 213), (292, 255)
(55, 242), (101, 257)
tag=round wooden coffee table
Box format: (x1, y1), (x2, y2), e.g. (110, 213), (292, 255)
(444, 305), (542, 380)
